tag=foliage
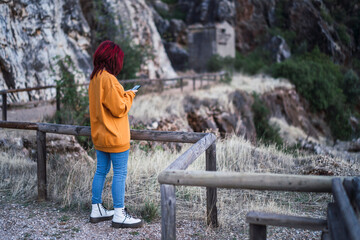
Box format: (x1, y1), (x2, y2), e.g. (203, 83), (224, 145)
(140, 201), (159, 223)
(271, 47), (343, 111)
(268, 28), (296, 51)
(252, 93), (283, 147)
(271, 47), (354, 140)
(234, 49), (272, 75)
(336, 24), (351, 47)
(53, 56), (92, 150)
(156, 2), (186, 21)
(342, 70), (360, 108)
(53, 56), (89, 127)
(206, 54), (234, 83)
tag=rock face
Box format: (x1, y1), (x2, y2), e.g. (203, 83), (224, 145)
(266, 36), (291, 62)
(235, 0), (275, 52)
(105, 0), (177, 79)
(261, 87), (332, 141)
(0, 0), (92, 102)
(184, 92), (257, 142)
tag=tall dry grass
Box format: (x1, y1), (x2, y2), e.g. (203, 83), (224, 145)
(1, 134), (356, 229)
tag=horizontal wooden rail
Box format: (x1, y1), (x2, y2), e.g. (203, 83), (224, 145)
(158, 170), (343, 192)
(0, 85), (56, 94)
(0, 72), (226, 94)
(0, 121), (207, 143)
(246, 211), (327, 231)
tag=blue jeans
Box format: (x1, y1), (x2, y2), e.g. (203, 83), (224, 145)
(91, 149), (129, 208)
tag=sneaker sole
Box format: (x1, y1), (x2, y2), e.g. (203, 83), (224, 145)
(111, 220), (144, 228)
(90, 216), (113, 223)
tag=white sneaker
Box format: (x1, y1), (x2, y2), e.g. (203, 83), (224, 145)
(90, 203), (114, 223)
(112, 207), (144, 228)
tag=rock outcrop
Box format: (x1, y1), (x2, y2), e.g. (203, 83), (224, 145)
(104, 0), (177, 79)
(0, 0), (92, 102)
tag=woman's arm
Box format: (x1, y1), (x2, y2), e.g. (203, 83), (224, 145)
(103, 83), (136, 118)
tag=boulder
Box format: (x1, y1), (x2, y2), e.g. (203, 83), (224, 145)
(153, 10), (170, 36)
(164, 42), (189, 71)
(153, 0), (169, 13)
(169, 19), (187, 44)
(266, 36), (291, 62)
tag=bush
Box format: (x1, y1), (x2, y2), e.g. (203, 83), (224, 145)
(234, 49), (272, 75)
(271, 47), (353, 140)
(54, 56), (89, 127)
(206, 54), (234, 83)
(252, 93), (283, 146)
(271, 47), (343, 111)
(342, 69), (360, 107)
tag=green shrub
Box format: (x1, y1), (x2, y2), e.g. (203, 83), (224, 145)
(252, 93), (283, 146)
(342, 69), (360, 107)
(271, 47), (343, 111)
(336, 24), (351, 47)
(140, 201), (159, 223)
(206, 54), (234, 83)
(54, 56), (89, 127)
(271, 47), (354, 140)
(234, 49), (272, 75)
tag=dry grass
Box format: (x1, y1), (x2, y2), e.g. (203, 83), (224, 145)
(1, 132), (357, 238)
(1, 73), (357, 238)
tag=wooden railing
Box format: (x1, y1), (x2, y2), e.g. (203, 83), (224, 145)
(0, 71), (226, 121)
(157, 168), (354, 239)
(0, 120), (218, 240)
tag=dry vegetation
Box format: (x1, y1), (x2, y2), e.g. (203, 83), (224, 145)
(1, 73), (359, 239)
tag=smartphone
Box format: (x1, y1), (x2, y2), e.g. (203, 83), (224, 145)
(131, 85), (141, 91)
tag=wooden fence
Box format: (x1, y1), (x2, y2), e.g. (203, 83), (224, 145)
(0, 120), (218, 239)
(0, 71), (226, 121)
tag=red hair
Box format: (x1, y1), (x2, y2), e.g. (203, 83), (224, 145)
(90, 40), (124, 79)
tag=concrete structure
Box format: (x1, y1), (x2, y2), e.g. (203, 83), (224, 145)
(188, 21), (235, 72)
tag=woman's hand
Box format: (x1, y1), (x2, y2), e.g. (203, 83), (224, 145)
(126, 90), (138, 94)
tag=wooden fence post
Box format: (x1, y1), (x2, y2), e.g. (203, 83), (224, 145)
(193, 77), (196, 91)
(37, 130), (47, 201)
(56, 87), (60, 111)
(180, 78), (183, 92)
(2, 93), (7, 121)
(161, 184), (176, 240)
(249, 224), (267, 240)
(206, 142), (218, 227)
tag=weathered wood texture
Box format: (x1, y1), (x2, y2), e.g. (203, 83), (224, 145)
(36, 130), (47, 201)
(327, 203), (350, 240)
(0, 121), (208, 143)
(161, 184), (176, 240)
(165, 133), (216, 170)
(38, 123), (91, 136)
(158, 171), (337, 192)
(331, 178), (360, 240)
(246, 211), (327, 231)
(0, 121), (38, 130)
(0, 85), (56, 94)
(2, 93), (7, 121)
(131, 130), (207, 143)
(206, 142), (218, 227)
(249, 224), (267, 240)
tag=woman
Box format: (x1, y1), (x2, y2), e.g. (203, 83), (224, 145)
(88, 40), (143, 228)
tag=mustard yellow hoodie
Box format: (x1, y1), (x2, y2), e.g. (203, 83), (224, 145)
(88, 70), (135, 153)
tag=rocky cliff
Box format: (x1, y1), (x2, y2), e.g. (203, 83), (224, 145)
(0, 0), (92, 102)
(0, 0), (177, 103)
